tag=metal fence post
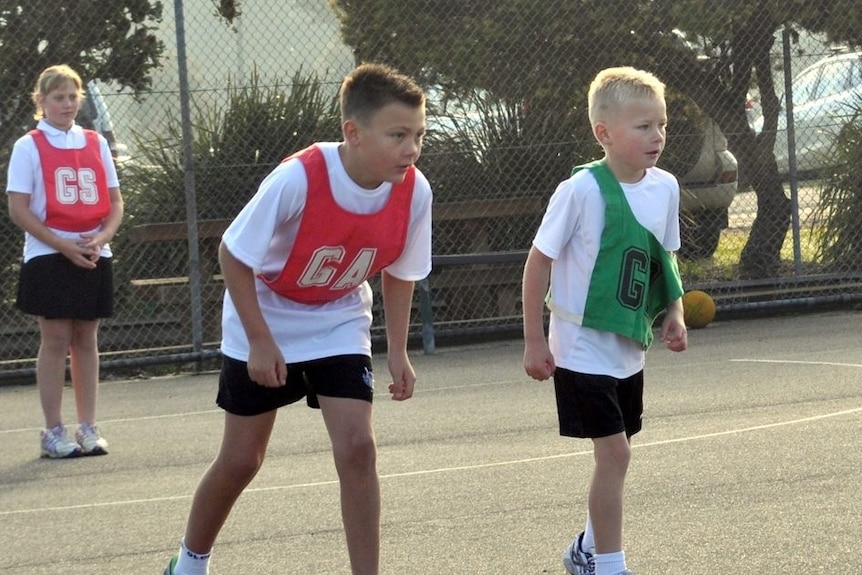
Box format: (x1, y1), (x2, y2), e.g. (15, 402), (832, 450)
(417, 276), (436, 354)
(174, 0), (205, 370)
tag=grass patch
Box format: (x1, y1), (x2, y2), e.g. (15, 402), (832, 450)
(680, 225), (824, 283)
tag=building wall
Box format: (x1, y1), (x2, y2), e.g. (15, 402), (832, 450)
(103, 0), (355, 156)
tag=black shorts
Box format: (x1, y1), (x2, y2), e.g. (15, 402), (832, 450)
(16, 253), (113, 320)
(553, 368), (644, 439)
(217, 354), (375, 416)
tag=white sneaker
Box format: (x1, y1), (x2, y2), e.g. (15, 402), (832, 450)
(41, 425), (82, 459)
(562, 532), (595, 575)
(76, 423), (109, 456)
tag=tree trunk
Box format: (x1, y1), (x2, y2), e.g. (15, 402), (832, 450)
(739, 176), (790, 278)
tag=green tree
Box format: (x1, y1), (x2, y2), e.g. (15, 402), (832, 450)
(0, 0), (164, 304)
(0, 0), (165, 162)
(329, 0), (862, 278)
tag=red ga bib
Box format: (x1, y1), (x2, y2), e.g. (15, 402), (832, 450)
(259, 145), (414, 304)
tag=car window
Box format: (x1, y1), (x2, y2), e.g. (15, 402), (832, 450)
(849, 57), (862, 89)
(816, 60), (853, 98)
(791, 66), (821, 106)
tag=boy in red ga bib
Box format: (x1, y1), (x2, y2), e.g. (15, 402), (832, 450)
(163, 63), (432, 575)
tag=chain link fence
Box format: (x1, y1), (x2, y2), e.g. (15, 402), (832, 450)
(2, 1), (861, 376)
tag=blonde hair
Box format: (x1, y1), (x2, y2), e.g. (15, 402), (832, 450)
(588, 66), (665, 126)
(31, 64), (84, 120)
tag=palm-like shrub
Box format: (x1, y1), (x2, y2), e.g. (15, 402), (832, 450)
(123, 69), (342, 223)
(811, 104), (862, 271)
(115, 69), (342, 283)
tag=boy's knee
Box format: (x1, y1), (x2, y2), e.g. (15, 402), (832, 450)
(333, 433), (377, 474)
(594, 435), (632, 470)
(217, 449), (265, 482)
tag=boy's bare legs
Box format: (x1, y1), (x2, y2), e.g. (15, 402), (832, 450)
(69, 319), (100, 424)
(589, 432), (632, 554)
(36, 318), (74, 427)
(319, 396), (379, 575)
(183, 410), (278, 554)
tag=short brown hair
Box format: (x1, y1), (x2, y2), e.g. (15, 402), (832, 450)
(339, 63), (425, 124)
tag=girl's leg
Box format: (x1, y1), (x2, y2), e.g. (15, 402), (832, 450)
(182, 410), (278, 554)
(318, 396), (379, 575)
(69, 319), (101, 424)
(588, 431), (631, 554)
(36, 317), (73, 428)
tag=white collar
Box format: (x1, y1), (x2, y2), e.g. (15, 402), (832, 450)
(36, 119), (83, 136)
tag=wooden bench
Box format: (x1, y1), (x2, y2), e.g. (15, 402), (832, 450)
(127, 195), (543, 274)
(126, 196), (546, 352)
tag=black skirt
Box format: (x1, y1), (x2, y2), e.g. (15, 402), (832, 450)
(16, 253), (114, 320)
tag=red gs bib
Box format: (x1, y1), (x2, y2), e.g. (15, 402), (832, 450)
(30, 129), (110, 232)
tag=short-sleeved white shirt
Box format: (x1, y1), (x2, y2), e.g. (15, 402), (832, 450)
(5, 120), (120, 262)
(220, 142), (433, 363)
(532, 166), (680, 378)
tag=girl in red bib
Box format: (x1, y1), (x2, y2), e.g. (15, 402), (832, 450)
(6, 65), (124, 459)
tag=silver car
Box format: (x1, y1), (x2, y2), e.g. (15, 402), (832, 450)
(676, 119), (739, 259)
(78, 81), (130, 163)
(752, 51), (862, 175)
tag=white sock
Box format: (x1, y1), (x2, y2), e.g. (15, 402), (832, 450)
(582, 514), (595, 552)
(594, 550), (626, 575)
(174, 540), (211, 575)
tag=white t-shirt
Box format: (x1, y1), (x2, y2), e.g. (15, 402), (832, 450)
(220, 142), (433, 363)
(532, 166), (680, 378)
(5, 120), (120, 262)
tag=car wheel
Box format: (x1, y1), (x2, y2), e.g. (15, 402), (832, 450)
(679, 209), (727, 260)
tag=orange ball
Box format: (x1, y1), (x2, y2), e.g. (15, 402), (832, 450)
(682, 290), (716, 328)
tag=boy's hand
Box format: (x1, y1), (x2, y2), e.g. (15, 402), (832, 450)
(247, 337), (287, 388)
(524, 341), (556, 381)
(660, 309), (688, 352)
(387, 353), (416, 401)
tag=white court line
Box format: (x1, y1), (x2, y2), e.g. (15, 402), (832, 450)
(0, 409), (223, 435)
(2, 405), (859, 518)
(0, 381), (527, 435)
(730, 358), (862, 368)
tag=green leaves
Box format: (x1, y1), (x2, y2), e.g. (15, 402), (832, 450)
(812, 103), (862, 269)
(0, 0), (164, 165)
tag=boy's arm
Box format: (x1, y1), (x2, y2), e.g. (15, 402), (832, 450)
(660, 251), (687, 352)
(381, 270), (416, 401)
(522, 246), (556, 380)
(218, 241), (286, 387)
(660, 296), (687, 352)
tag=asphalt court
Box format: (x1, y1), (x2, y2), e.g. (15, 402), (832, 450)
(1, 309), (860, 574)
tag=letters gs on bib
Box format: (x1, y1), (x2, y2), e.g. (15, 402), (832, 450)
(54, 167), (101, 205)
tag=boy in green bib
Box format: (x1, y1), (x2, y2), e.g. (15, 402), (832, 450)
(522, 67), (688, 575)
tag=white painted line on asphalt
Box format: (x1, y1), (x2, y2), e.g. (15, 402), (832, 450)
(412, 379), (529, 393)
(0, 380), (530, 435)
(0, 409), (223, 435)
(730, 358), (862, 368)
(2, 405), (859, 518)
